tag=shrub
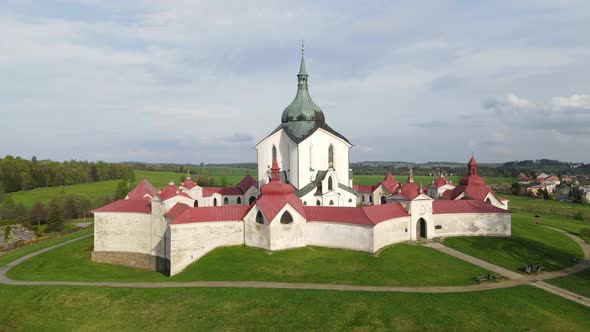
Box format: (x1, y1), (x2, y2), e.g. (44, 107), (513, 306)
(4, 225), (12, 241)
(573, 211), (585, 221)
(580, 228), (590, 238)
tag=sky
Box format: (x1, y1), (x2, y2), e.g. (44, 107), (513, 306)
(1, 0), (589, 164)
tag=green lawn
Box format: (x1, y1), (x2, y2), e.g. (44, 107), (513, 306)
(548, 269), (590, 298)
(0, 228), (93, 268)
(444, 213), (583, 272)
(504, 193), (590, 220)
(0, 284), (588, 331)
(9, 238), (490, 286)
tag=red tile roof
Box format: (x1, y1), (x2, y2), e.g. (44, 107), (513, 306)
(127, 179), (158, 200)
(304, 203), (409, 226)
(203, 187), (223, 197)
(432, 176), (451, 188)
(399, 182), (420, 200)
(92, 200), (151, 214)
(170, 206), (250, 224)
(181, 178), (197, 189)
(237, 175), (257, 193)
(353, 184), (374, 193)
(219, 187), (243, 196)
(158, 184), (192, 201)
(439, 189), (452, 200)
(164, 203), (191, 219)
(432, 200), (509, 214)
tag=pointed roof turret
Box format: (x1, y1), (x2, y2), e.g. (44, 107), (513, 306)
(281, 45), (324, 124)
(468, 155), (478, 176)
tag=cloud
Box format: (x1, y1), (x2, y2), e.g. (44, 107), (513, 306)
(482, 93), (590, 137)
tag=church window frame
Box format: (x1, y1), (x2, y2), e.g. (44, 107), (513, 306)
(328, 176), (333, 191)
(255, 211), (264, 224)
(223, 197), (229, 205)
(237, 197), (242, 205)
(280, 211), (294, 224)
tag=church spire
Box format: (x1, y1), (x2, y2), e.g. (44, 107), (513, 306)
(297, 41), (308, 85)
(467, 154), (478, 176)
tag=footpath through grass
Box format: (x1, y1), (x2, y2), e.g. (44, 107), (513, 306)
(0, 228), (93, 268)
(8, 239), (489, 286)
(444, 212), (583, 272)
(0, 284), (588, 331)
(548, 268), (590, 298)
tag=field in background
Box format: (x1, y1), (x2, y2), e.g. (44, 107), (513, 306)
(353, 175), (514, 186)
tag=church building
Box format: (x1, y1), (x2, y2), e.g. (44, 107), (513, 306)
(91, 48), (511, 276)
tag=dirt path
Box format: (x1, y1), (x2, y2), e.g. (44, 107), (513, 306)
(0, 229), (589, 307)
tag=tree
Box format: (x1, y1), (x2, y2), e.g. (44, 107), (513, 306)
(15, 203), (27, 221)
(114, 180), (130, 200)
(46, 198), (64, 232)
(4, 225), (11, 242)
(30, 201), (48, 227)
(0, 196), (17, 220)
(63, 194), (79, 220)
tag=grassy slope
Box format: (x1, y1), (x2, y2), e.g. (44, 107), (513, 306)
(9, 239), (489, 286)
(444, 213), (583, 272)
(0, 285), (588, 331)
(0, 228), (93, 268)
(548, 269), (590, 298)
(504, 193), (590, 219)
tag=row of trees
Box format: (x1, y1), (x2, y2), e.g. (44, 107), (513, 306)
(0, 155), (135, 193)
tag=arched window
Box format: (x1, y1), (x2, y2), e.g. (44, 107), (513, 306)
(223, 197), (229, 205)
(316, 200), (321, 206)
(328, 176), (333, 190)
(381, 196), (386, 204)
(329, 200), (334, 206)
(303, 201), (307, 205)
(249, 196), (256, 205)
(362, 195), (365, 203)
(280, 211), (293, 224)
(369, 195), (373, 203)
(255, 211), (264, 224)
(328, 144), (334, 167)
(213, 198), (217, 206)
(237, 197), (242, 205)
(194, 200), (199, 207)
(348, 198), (353, 203)
(272, 145), (277, 161)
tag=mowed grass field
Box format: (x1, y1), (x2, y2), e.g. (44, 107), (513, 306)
(504, 193), (590, 219)
(8, 238), (488, 286)
(5, 169), (253, 208)
(444, 212), (584, 272)
(1, 284), (589, 331)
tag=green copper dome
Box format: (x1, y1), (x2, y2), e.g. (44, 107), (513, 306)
(281, 49), (325, 124)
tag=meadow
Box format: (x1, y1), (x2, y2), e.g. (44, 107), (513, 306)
(8, 238), (489, 286)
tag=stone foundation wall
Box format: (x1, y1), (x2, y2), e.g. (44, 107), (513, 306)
(91, 251), (169, 275)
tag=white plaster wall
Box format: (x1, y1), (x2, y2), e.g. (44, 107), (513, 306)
(150, 200), (168, 259)
(409, 199), (434, 240)
(305, 222), (373, 252)
(93, 212), (152, 254)
(256, 130), (296, 188)
(269, 205), (307, 250)
(169, 221), (244, 276)
(244, 207), (271, 250)
(164, 196), (195, 211)
(372, 217), (411, 252)
(431, 213), (511, 238)
(297, 129), (351, 190)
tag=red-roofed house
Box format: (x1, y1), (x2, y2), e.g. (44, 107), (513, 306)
(126, 179), (158, 200)
(353, 172), (400, 205)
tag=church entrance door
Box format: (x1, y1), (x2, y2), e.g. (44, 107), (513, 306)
(417, 218), (427, 239)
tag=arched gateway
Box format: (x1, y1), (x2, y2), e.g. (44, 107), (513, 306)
(417, 218), (427, 239)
